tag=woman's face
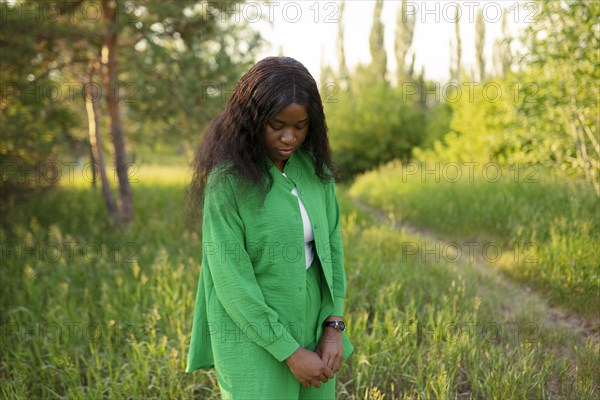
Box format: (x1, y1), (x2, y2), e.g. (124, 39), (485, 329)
(264, 103), (309, 172)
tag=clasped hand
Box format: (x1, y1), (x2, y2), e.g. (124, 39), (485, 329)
(285, 328), (344, 389)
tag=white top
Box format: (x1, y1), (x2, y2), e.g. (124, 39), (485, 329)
(282, 172), (315, 269)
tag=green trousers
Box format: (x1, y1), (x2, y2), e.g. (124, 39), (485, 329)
(214, 256), (336, 400)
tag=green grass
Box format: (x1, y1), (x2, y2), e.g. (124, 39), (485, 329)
(1, 165), (598, 399)
(349, 161), (600, 319)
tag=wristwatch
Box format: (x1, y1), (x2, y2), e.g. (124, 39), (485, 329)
(323, 320), (346, 332)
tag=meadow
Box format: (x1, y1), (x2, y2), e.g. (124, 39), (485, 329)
(349, 161), (600, 319)
(1, 163), (598, 399)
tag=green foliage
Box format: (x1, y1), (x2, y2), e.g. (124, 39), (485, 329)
(516, 0), (599, 192)
(0, 0), (265, 198)
(414, 0), (599, 194)
(420, 96), (452, 150)
(0, 1), (81, 195)
(414, 77), (539, 165)
(124, 3), (266, 147)
(326, 67), (425, 178)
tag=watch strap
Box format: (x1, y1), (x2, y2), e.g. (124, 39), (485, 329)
(323, 320), (346, 331)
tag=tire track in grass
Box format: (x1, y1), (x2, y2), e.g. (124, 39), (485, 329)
(350, 196), (600, 347)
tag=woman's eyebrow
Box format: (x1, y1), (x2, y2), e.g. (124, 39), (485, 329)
(272, 117), (309, 124)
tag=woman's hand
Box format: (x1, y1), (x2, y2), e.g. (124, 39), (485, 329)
(285, 347), (334, 389)
(316, 327), (344, 373)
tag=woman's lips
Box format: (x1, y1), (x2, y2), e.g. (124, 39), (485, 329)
(277, 148), (294, 158)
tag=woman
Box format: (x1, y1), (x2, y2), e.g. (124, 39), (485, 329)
(186, 56), (353, 400)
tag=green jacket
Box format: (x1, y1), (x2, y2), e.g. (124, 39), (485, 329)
(186, 146), (353, 373)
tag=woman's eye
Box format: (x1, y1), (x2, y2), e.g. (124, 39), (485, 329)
(268, 122), (307, 130)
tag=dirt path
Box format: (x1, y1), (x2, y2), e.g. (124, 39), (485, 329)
(350, 197), (600, 347)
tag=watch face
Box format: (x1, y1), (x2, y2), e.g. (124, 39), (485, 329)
(325, 320), (346, 331)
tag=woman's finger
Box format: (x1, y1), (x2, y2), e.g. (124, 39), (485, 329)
(326, 354), (334, 368)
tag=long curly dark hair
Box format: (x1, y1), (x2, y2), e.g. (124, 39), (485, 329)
(187, 56), (339, 221)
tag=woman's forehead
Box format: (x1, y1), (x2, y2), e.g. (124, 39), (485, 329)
(271, 103), (309, 121)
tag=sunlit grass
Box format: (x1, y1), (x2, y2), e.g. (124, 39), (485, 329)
(1, 166), (598, 398)
(349, 161), (600, 319)
(63, 164), (192, 189)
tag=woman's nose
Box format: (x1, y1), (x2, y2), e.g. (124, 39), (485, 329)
(280, 129), (295, 145)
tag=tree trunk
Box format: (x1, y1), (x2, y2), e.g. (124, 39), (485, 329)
(85, 62), (120, 224)
(102, 0), (133, 225)
(89, 146), (97, 189)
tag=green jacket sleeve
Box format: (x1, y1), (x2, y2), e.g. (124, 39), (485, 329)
(202, 171), (300, 362)
(324, 178), (347, 317)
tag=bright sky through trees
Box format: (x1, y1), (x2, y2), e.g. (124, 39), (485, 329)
(254, 0), (531, 83)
